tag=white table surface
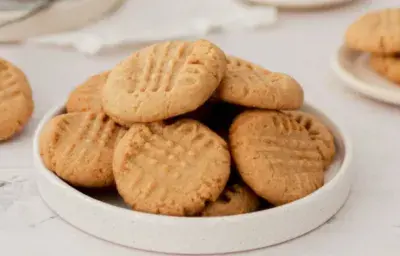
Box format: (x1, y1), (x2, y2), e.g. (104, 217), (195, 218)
(1, 1), (400, 255)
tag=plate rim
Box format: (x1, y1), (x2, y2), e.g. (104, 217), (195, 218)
(244, 0), (354, 8)
(331, 44), (400, 105)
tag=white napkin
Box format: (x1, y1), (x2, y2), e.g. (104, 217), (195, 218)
(28, 0), (278, 55)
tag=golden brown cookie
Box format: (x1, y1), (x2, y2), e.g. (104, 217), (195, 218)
(283, 110), (336, 168)
(229, 110), (324, 206)
(369, 54), (400, 84)
(216, 56), (304, 110)
(201, 183), (260, 217)
(102, 39), (227, 125)
(345, 8), (400, 54)
(113, 119), (231, 216)
(66, 71), (110, 113)
(0, 58), (34, 141)
(39, 112), (126, 188)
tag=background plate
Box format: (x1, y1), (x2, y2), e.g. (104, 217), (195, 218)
(331, 45), (400, 106)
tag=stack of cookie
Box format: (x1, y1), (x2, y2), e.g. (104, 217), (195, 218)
(39, 39), (336, 217)
(0, 58), (34, 141)
(345, 8), (400, 84)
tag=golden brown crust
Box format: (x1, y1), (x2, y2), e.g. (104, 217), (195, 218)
(113, 119), (231, 216)
(201, 183), (260, 216)
(369, 54), (400, 84)
(0, 58), (34, 141)
(229, 110), (324, 206)
(216, 56), (304, 110)
(102, 40), (227, 125)
(39, 112), (126, 188)
(283, 110), (336, 168)
(345, 8), (400, 54)
(66, 71), (110, 113)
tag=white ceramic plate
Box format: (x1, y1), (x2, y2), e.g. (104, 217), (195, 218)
(33, 103), (353, 255)
(244, 0), (354, 9)
(331, 45), (400, 106)
(0, 0), (123, 42)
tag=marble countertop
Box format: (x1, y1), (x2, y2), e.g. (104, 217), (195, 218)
(1, 1), (400, 255)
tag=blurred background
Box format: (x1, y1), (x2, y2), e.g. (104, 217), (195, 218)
(2, 1), (400, 255)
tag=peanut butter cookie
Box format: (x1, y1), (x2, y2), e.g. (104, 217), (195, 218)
(216, 56), (303, 110)
(39, 112), (126, 188)
(0, 58), (34, 141)
(66, 71), (110, 113)
(102, 40), (227, 125)
(369, 54), (400, 84)
(113, 119), (230, 216)
(201, 183), (260, 217)
(229, 110), (324, 206)
(345, 8), (400, 54)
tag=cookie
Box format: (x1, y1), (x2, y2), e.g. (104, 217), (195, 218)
(113, 119), (230, 216)
(369, 54), (400, 84)
(229, 110), (324, 206)
(39, 112), (126, 188)
(0, 58), (34, 141)
(216, 56), (303, 110)
(102, 39), (227, 125)
(283, 110), (336, 168)
(201, 183), (260, 217)
(66, 71), (110, 113)
(345, 8), (400, 54)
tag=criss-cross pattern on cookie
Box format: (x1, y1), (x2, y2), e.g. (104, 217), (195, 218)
(114, 120), (230, 216)
(41, 112), (125, 188)
(230, 110), (324, 206)
(102, 40), (227, 124)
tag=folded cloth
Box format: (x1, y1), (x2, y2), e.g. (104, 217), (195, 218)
(27, 0), (278, 55)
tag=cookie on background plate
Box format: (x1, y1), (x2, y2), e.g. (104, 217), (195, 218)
(229, 110), (324, 206)
(345, 8), (400, 54)
(39, 112), (126, 188)
(369, 54), (400, 84)
(201, 183), (260, 217)
(283, 110), (336, 168)
(0, 58), (34, 141)
(102, 39), (227, 125)
(113, 119), (231, 216)
(66, 71), (110, 113)
(216, 56), (304, 110)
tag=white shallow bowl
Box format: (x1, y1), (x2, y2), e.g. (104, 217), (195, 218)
(244, 0), (354, 9)
(331, 45), (400, 106)
(33, 103), (353, 255)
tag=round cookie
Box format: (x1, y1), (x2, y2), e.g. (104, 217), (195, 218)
(113, 119), (231, 216)
(201, 183), (260, 217)
(66, 71), (110, 113)
(102, 39), (227, 125)
(369, 54), (400, 84)
(345, 8), (400, 54)
(0, 58), (34, 141)
(39, 112), (126, 188)
(216, 56), (304, 110)
(283, 110), (336, 168)
(229, 110), (324, 206)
